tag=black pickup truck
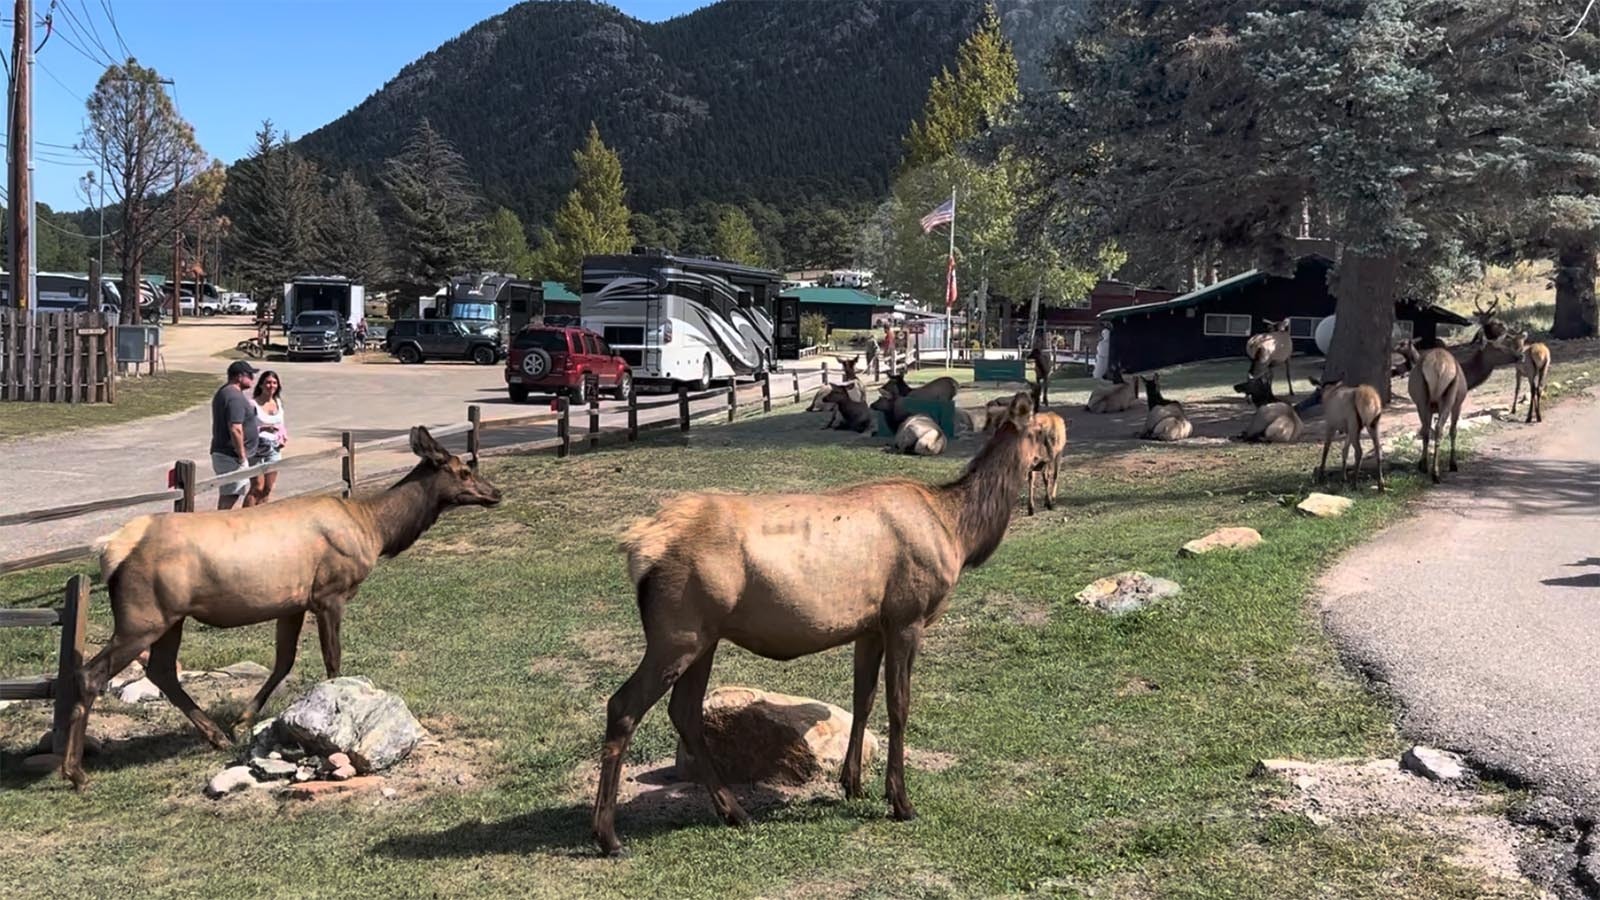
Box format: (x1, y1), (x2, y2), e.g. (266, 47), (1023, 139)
(285, 311), (355, 362)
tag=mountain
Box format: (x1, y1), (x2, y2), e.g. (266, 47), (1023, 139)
(298, 0), (1062, 228)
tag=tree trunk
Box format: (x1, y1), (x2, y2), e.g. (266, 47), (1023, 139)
(1552, 239), (1597, 340)
(1000, 295), (1013, 349)
(1327, 250), (1399, 403)
(1025, 278), (1042, 350)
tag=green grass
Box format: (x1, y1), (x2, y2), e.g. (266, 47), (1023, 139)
(0, 372), (217, 442)
(0, 402), (1532, 898)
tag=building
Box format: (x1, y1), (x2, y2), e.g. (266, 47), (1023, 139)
(781, 286), (896, 331)
(1097, 255), (1472, 373)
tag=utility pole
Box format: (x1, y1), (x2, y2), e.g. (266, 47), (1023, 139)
(170, 159), (184, 324)
(7, 0), (36, 313)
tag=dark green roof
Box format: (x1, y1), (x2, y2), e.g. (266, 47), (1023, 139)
(1099, 269), (1265, 320)
(781, 287), (895, 307)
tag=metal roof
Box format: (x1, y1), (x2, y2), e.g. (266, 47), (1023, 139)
(1098, 268), (1266, 320)
(780, 287), (895, 307)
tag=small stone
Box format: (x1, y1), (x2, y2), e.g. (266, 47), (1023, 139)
(117, 677), (164, 703)
(1074, 571), (1182, 615)
(20, 752), (62, 774)
(267, 750), (282, 760)
(677, 687), (875, 785)
(1296, 492), (1353, 518)
(293, 767), (315, 783)
(380, 787), (398, 799)
(220, 661), (271, 679)
(1180, 526), (1264, 557)
(331, 764), (357, 781)
(248, 757), (299, 780)
(326, 752), (350, 770)
(206, 765), (258, 798)
(285, 775), (385, 800)
(1250, 758), (1302, 778)
(1400, 745), (1467, 782)
(109, 660), (145, 689)
(0, 700), (15, 712)
(251, 717), (276, 740)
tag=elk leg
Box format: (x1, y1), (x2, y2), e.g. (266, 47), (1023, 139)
(61, 626), (159, 788)
(667, 643), (748, 828)
(1026, 468), (1038, 516)
(315, 603), (344, 677)
(1447, 405), (1462, 472)
(1369, 422), (1385, 490)
(1284, 358), (1295, 397)
(1340, 433), (1354, 483)
(883, 622), (923, 822)
(1416, 408), (1432, 474)
(144, 620), (231, 750)
(1046, 456), (1060, 511)
(1512, 370), (1522, 416)
(841, 631), (884, 800)
(242, 612), (305, 732)
(1316, 432), (1334, 482)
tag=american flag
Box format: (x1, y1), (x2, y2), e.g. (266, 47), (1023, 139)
(920, 198), (955, 233)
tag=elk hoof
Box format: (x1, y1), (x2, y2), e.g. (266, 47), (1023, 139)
(594, 832), (626, 858)
(889, 802), (919, 822)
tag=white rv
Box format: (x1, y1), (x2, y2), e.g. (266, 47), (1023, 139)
(579, 251), (786, 388)
(280, 275), (366, 334)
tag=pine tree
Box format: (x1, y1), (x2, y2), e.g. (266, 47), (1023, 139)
(530, 123), (634, 281)
(483, 207), (531, 274)
(319, 172), (389, 285)
(221, 121), (323, 303)
(901, 3), (1019, 172)
(381, 119), (486, 296)
(709, 205), (765, 266)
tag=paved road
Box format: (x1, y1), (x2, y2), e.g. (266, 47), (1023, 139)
(1319, 390), (1600, 820)
(1, 320), (832, 563)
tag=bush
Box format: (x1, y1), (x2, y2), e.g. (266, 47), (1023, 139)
(800, 313), (830, 348)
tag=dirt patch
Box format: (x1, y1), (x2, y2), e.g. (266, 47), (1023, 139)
(568, 757), (834, 827)
(1116, 677), (1161, 697)
(906, 747), (959, 772)
(529, 655), (591, 691)
(571, 625), (642, 671)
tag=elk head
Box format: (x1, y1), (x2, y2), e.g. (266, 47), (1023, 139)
(410, 426), (503, 508)
(1266, 317), (1292, 333)
(824, 383), (859, 407)
(1473, 297), (1508, 341)
(839, 355), (860, 382)
(879, 372), (911, 399)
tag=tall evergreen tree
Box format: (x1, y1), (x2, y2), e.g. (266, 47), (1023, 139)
(901, 3), (1019, 172)
(221, 121), (323, 304)
(381, 119), (486, 296)
(319, 172), (390, 286)
(709, 205), (765, 266)
(530, 124), (635, 281)
(483, 207), (531, 274)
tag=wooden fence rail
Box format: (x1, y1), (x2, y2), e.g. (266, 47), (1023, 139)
(0, 309), (116, 403)
(0, 574), (89, 754)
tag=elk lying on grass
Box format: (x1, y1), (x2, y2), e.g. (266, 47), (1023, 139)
(891, 414), (947, 456)
(59, 427), (502, 788)
(1028, 344), (1055, 406)
(1137, 373), (1192, 441)
(1510, 331), (1551, 424)
(1085, 367), (1139, 414)
(1025, 384), (1069, 515)
(879, 372), (960, 403)
(1233, 374), (1301, 443)
(838, 355), (861, 383)
(821, 383), (873, 433)
(810, 382), (867, 428)
(1304, 377), (1385, 488)
(1246, 318), (1295, 397)
(592, 395), (1047, 855)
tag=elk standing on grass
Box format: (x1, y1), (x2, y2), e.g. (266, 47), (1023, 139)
(1510, 331), (1551, 424)
(1028, 344), (1056, 406)
(1246, 318), (1295, 397)
(1085, 367), (1139, 414)
(1137, 372), (1192, 441)
(592, 396), (1048, 855)
(1233, 374), (1302, 443)
(59, 427), (502, 788)
(1303, 377), (1385, 488)
(1026, 384), (1069, 514)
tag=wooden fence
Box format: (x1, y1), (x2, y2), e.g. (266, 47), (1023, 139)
(0, 575), (89, 754)
(0, 309), (117, 403)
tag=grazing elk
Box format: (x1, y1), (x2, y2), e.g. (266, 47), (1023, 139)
(1085, 367), (1140, 414)
(1305, 377), (1385, 488)
(879, 372), (960, 403)
(1510, 331), (1551, 424)
(1233, 374), (1302, 443)
(821, 383), (873, 433)
(1245, 318), (1295, 397)
(1137, 372), (1192, 441)
(60, 428), (501, 788)
(891, 414), (947, 456)
(1028, 344), (1056, 406)
(591, 395), (1047, 855)
(1025, 383), (1069, 515)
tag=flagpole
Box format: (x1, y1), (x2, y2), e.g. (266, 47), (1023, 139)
(946, 187), (955, 369)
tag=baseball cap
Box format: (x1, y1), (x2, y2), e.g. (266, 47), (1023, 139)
(227, 360), (258, 379)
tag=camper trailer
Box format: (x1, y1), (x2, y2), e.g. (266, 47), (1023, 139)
(280, 275), (366, 335)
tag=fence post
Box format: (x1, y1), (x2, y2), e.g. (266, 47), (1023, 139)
(589, 386), (601, 450)
(627, 387), (639, 442)
(822, 360), (830, 384)
(678, 387), (690, 433)
(51, 574), (89, 754)
(760, 372), (772, 413)
(913, 343), (921, 370)
(557, 398), (571, 458)
(173, 459), (196, 512)
(792, 370), (801, 404)
(341, 431), (357, 497)
(727, 377), (738, 423)
(466, 405), (481, 471)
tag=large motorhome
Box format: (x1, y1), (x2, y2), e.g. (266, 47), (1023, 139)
(580, 250), (788, 388)
(280, 275), (365, 335)
(0, 271), (124, 314)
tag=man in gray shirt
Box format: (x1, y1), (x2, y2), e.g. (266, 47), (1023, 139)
(211, 360), (259, 509)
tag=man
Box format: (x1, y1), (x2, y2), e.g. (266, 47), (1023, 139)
(211, 359), (259, 510)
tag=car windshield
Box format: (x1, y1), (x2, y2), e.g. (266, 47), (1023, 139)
(512, 330), (569, 352)
(296, 313), (339, 329)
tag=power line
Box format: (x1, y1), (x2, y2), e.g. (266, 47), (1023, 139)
(52, 0), (115, 65)
(37, 58), (85, 102)
(96, 0), (127, 57)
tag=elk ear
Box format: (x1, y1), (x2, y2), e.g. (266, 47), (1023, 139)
(410, 426), (452, 467)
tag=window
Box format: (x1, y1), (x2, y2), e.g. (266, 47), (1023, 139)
(593, 337), (612, 357)
(1289, 317), (1320, 338)
(513, 330), (569, 352)
(1392, 319), (1415, 339)
(583, 334), (601, 355)
(1204, 314), (1252, 337)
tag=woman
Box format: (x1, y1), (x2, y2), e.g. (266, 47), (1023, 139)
(248, 370), (287, 505)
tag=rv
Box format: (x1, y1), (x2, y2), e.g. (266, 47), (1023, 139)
(0, 271), (124, 315)
(580, 250), (787, 388)
(280, 275), (366, 336)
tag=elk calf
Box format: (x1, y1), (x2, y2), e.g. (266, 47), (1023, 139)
(1234, 374), (1301, 443)
(823, 383), (873, 433)
(1025, 385), (1068, 514)
(1309, 377), (1385, 488)
(1510, 332), (1551, 424)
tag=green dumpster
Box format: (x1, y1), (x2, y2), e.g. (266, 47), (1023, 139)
(876, 396), (957, 438)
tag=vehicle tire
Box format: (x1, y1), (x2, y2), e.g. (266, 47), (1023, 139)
(519, 348), (552, 379)
(572, 374), (591, 406)
(397, 344), (422, 365)
(472, 345), (496, 366)
(201, 307), (216, 317)
(695, 355), (714, 391)
(613, 371), (633, 400)
(509, 385), (530, 404)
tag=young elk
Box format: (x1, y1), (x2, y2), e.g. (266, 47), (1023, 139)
(1085, 367), (1139, 414)
(1028, 344), (1056, 406)
(593, 396), (1047, 855)
(1245, 317), (1295, 397)
(1233, 374), (1302, 443)
(1137, 372), (1192, 441)
(1510, 331), (1551, 424)
(822, 383), (873, 433)
(1307, 377), (1385, 488)
(1025, 383), (1069, 515)
(838, 355), (861, 384)
(60, 428), (502, 788)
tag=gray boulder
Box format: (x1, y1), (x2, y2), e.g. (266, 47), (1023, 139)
(274, 676), (424, 774)
(1075, 571), (1182, 615)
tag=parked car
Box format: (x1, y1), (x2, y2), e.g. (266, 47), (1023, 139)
(286, 310), (354, 361)
(197, 296), (225, 316)
(385, 318), (504, 366)
(505, 325), (632, 404)
(224, 295), (257, 315)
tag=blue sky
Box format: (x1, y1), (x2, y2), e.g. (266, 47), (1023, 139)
(11, 0), (705, 210)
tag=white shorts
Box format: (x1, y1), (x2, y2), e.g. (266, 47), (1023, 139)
(210, 452), (251, 497)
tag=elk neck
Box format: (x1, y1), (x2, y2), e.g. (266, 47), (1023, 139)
(940, 425), (1026, 568)
(360, 463), (447, 558)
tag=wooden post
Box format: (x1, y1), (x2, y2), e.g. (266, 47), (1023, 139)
(466, 405), (481, 470)
(588, 386), (600, 450)
(678, 387), (690, 433)
(792, 370), (801, 404)
(51, 574), (89, 754)
(102, 326), (115, 404)
(822, 360), (830, 384)
(760, 372), (772, 413)
(727, 377), (737, 422)
(341, 431), (357, 497)
(627, 388), (638, 441)
(557, 397), (571, 458)
(173, 459), (196, 512)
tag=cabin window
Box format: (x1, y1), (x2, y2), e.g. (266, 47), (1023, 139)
(1392, 319), (1415, 339)
(1203, 314), (1252, 337)
(1289, 317), (1320, 338)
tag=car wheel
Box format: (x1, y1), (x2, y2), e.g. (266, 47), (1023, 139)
(695, 355), (714, 391)
(613, 371), (633, 400)
(509, 385), (530, 404)
(572, 375), (591, 406)
(397, 344), (422, 364)
(472, 345), (496, 366)
(520, 348), (552, 379)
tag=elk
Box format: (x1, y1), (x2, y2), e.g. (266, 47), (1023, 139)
(838, 355), (861, 383)
(59, 427), (502, 788)
(1423, 334), (1526, 481)
(592, 396), (1047, 855)
(1305, 376), (1385, 488)
(1028, 344), (1056, 406)
(981, 396), (1014, 433)
(1233, 374), (1302, 443)
(1245, 318), (1295, 397)
(1137, 372), (1192, 441)
(810, 382), (867, 428)
(879, 372), (960, 403)
(1085, 367), (1140, 414)
(1472, 297), (1508, 342)
(1025, 383), (1069, 515)
(821, 383), (873, 433)
(891, 414), (947, 456)
(1510, 331), (1551, 424)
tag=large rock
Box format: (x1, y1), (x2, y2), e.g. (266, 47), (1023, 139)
(1075, 571), (1181, 615)
(206, 765), (259, 798)
(1180, 527), (1263, 557)
(118, 677), (164, 703)
(274, 677), (424, 774)
(1297, 493), (1353, 518)
(675, 686), (875, 786)
(1400, 745), (1467, 782)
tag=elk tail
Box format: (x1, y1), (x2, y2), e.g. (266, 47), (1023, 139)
(95, 515), (153, 588)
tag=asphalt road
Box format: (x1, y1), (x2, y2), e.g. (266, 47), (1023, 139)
(1319, 390), (1600, 819)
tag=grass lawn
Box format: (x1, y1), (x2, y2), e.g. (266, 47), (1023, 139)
(0, 372), (218, 442)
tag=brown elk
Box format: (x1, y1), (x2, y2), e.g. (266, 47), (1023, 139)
(879, 372), (960, 403)
(1233, 374), (1302, 443)
(1137, 373), (1192, 441)
(1415, 334), (1526, 481)
(592, 396), (1047, 855)
(59, 427), (502, 788)
(1028, 344), (1056, 406)
(1472, 297), (1508, 342)
(838, 355), (861, 383)
(821, 383), (873, 433)
(1245, 317), (1295, 397)
(1306, 376), (1385, 488)
(1026, 383), (1069, 515)
(891, 414), (948, 456)
(1510, 331), (1551, 424)
(1085, 367), (1139, 414)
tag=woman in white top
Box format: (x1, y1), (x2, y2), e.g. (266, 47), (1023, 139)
(248, 370), (287, 504)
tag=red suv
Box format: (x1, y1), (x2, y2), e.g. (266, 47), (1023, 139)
(505, 325), (633, 404)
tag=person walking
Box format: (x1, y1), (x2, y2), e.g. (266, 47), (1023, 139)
(248, 370), (287, 505)
(211, 360), (260, 510)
